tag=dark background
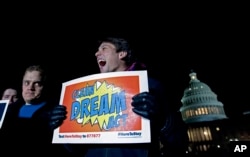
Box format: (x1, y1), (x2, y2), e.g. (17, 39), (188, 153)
(0, 7), (249, 119)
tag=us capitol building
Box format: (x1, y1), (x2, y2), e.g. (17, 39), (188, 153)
(179, 72), (250, 156)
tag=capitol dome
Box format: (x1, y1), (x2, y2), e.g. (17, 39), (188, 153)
(180, 72), (228, 123)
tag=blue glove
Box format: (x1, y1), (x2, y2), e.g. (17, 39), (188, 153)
(48, 105), (67, 130)
(131, 91), (157, 120)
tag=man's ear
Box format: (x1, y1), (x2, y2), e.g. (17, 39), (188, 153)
(118, 51), (128, 59)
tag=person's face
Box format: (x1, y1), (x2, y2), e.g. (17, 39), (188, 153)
(95, 42), (127, 73)
(22, 70), (44, 104)
(1, 88), (18, 105)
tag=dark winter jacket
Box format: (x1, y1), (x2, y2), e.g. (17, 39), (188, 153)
(0, 99), (68, 157)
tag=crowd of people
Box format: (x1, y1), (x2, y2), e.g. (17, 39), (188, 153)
(0, 36), (188, 157)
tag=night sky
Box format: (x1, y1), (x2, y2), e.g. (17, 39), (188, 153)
(1, 10), (249, 119)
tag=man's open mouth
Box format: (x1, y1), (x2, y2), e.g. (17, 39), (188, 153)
(98, 60), (106, 66)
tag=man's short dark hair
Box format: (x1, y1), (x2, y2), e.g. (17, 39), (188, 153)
(97, 37), (137, 65)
